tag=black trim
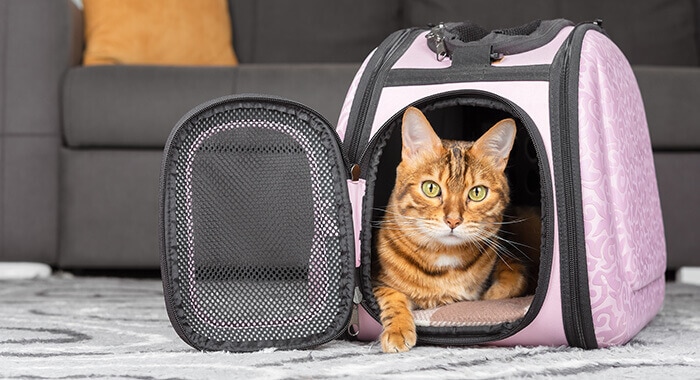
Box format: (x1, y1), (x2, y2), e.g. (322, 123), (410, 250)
(549, 23), (601, 349)
(344, 28), (422, 164)
(359, 90), (556, 346)
(386, 65), (551, 87)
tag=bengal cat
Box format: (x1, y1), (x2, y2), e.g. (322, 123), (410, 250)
(373, 107), (537, 353)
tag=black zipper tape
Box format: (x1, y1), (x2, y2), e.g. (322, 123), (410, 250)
(550, 22), (602, 349)
(356, 90), (555, 345)
(344, 28), (420, 164)
(386, 65), (551, 86)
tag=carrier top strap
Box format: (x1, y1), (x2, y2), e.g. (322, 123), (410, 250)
(427, 19), (575, 64)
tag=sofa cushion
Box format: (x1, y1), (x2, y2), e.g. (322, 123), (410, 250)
(83, 0), (238, 66)
(62, 64), (360, 148)
(234, 64), (360, 125)
(63, 66), (236, 148)
(229, 0), (402, 63)
(404, 0), (699, 66)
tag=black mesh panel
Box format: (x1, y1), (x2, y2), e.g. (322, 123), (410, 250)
(452, 23), (490, 42)
(165, 100), (354, 351)
(498, 20), (542, 36)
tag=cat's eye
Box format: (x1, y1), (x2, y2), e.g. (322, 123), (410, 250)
(421, 181), (441, 198)
(468, 185), (488, 202)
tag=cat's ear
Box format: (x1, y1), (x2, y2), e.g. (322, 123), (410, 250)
(471, 118), (516, 172)
(401, 107), (442, 161)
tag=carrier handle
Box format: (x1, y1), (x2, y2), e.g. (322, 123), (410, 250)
(426, 20), (545, 64)
(426, 22), (501, 65)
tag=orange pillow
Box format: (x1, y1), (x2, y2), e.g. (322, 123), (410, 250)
(83, 0), (238, 66)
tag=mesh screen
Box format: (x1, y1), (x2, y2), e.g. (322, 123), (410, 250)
(170, 104), (352, 348)
(452, 23), (490, 43)
(498, 20), (542, 36)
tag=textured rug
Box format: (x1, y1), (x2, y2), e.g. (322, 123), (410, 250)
(0, 275), (698, 379)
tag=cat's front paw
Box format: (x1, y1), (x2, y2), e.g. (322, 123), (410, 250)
(483, 279), (524, 300)
(380, 325), (417, 353)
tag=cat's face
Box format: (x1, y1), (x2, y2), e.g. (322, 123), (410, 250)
(389, 107), (516, 248)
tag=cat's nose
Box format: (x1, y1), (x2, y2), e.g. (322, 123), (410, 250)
(444, 216), (463, 230)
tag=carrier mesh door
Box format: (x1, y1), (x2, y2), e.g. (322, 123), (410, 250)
(161, 97), (355, 352)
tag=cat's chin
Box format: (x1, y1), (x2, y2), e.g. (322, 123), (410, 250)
(432, 233), (471, 247)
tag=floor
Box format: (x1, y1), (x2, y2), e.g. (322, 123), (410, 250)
(1, 275), (698, 379)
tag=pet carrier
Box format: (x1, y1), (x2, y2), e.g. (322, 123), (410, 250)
(160, 19), (666, 351)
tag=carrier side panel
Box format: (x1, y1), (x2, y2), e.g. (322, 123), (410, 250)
(577, 30), (666, 347)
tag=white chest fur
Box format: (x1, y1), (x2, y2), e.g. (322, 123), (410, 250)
(433, 254), (463, 268)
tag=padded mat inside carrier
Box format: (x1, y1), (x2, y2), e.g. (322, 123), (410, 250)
(413, 296), (534, 327)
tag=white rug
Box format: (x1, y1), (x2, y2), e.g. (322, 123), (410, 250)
(0, 275), (698, 379)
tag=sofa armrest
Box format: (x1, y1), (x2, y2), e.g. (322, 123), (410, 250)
(0, 0), (82, 264)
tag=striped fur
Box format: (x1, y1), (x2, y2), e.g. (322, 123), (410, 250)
(374, 107), (537, 353)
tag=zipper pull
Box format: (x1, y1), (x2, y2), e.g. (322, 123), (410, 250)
(347, 286), (363, 336)
(350, 164), (361, 182)
(426, 22), (448, 61)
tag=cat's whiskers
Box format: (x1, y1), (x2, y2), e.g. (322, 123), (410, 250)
(464, 227), (525, 265)
(376, 212), (535, 263)
(472, 221), (536, 252)
(484, 233), (535, 267)
(478, 237), (517, 270)
(478, 218), (528, 226)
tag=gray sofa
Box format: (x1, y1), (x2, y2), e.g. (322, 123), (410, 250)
(0, 0), (698, 270)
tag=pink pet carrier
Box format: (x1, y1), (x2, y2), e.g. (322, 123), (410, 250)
(160, 19), (666, 352)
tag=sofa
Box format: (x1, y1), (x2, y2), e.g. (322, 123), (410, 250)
(0, 0), (698, 271)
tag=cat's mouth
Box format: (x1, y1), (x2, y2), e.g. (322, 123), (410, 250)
(434, 230), (472, 246)
(426, 223), (488, 247)
(417, 221), (481, 246)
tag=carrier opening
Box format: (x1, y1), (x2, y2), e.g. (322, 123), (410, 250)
(362, 92), (546, 340)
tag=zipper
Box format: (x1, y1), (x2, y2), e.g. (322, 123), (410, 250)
(417, 321), (520, 345)
(558, 29), (587, 348)
(353, 90), (554, 344)
(426, 22), (449, 61)
(556, 21), (601, 349)
(346, 164), (365, 336)
(347, 285), (364, 336)
(160, 94), (357, 350)
(339, 29), (417, 335)
(346, 28), (416, 165)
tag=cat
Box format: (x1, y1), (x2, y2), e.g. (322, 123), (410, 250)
(373, 107), (538, 353)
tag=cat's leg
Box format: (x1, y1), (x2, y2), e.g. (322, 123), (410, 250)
(482, 259), (527, 300)
(374, 285), (417, 353)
